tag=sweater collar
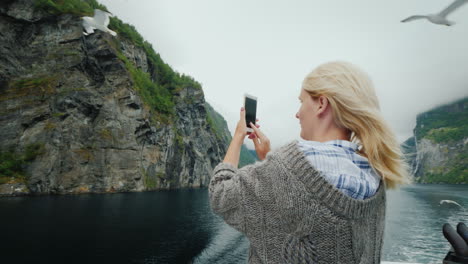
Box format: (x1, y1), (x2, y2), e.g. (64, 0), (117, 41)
(276, 140), (386, 219)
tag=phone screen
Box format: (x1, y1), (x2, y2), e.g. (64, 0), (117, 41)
(245, 96), (257, 128)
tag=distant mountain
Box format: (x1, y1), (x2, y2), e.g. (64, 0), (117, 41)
(240, 146), (258, 167)
(248, 149), (258, 161)
(402, 97), (467, 184)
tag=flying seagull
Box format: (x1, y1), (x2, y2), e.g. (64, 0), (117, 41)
(401, 0), (468, 26)
(82, 9), (117, 36)
(440, 200), (463, 208)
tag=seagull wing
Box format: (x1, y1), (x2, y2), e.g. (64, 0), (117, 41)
(82, 17), (95, 34)
(440, 200), (463, 207)
(401, 15), (427, 22)
(93, 9), (111, 27)
(438, 0), (468, 18)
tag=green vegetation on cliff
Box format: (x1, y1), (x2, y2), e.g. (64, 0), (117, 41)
(0, 143), (45, 184)
(205, 102), (231, 143)
(415, 97), (468, 143)
(115, 51), (175, 122)
(34, 0), (107, 16)
(108, 18), (203, 120)
(1, 75), (57, 104)
(424, 148), (467, 184)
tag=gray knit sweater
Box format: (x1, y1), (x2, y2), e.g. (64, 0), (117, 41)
(209, 140), (386, 264)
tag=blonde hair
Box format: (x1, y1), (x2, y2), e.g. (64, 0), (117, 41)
(302, 61), (411, 189)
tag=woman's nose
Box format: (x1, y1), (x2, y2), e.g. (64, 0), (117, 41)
(295, 112), (299, 119)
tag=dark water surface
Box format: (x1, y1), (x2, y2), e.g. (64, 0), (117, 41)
(1, 184), (467, 264)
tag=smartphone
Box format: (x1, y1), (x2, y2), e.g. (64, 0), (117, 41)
(244, 94), (257, 133)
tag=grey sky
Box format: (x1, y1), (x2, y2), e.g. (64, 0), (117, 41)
(99, 0), (468, 149)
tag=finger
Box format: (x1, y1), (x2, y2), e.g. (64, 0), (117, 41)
(251, 133), (260, 148)
(250, 122), (267, 141)
(240, 107), (246, 121)
(251, 123), (269, 146)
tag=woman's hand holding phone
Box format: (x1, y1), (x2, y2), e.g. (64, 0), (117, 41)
(232, 106), (270, 161)
(248, 121), (271, 161)
(234, 107), (256, 138)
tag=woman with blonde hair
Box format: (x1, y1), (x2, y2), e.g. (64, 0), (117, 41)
(209, 61), (411, 263)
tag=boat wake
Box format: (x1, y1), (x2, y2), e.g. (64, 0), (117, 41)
(192, 222), (249, 264)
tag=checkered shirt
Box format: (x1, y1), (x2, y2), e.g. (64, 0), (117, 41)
(297, 138), (381, 200)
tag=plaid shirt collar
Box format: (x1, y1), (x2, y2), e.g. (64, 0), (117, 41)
(297, 138), (359, 153)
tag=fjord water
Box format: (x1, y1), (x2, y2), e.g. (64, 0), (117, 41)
(0, 184), (466, 264)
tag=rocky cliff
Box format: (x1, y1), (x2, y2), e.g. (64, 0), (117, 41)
(403, 97), (467, 184)
(0, 0), (248, 196)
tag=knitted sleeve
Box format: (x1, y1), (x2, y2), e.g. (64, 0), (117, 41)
(208, 162), (257, 234)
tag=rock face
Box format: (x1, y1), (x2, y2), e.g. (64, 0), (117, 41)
(0, 0), (229, 195)
(403, 98), (467, 184)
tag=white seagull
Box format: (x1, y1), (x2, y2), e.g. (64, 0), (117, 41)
(401, 0), (468, 26)
(82, 9), (117, 36)
(439, 199), (463, 208)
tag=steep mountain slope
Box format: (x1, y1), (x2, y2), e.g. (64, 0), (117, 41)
(403, 97), (467, 184)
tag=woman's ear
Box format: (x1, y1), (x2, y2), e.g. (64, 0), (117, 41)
(317, 96), (328, 115)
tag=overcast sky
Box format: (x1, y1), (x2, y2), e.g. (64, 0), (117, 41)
(100, 0), (468, 149)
